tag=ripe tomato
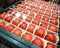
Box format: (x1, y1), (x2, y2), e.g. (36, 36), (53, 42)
(29, 12), (34, 17)
(12, 19), (21, 26)
(0, 14), (6, 19)
(40, 23), (47, 28)
(4, 25), (14, 32)
(22, 33), (32, 42)
(32, 19), (40, 25)
(45, 33), (56, 43)
(27, 7), (32, 11)
(50, 19), (58, 25)
(35, 28), (45, 38)
(32, 38), (43, 48)
(52, 14), (58, 19)
(26, 17), (32, 22)
(23, 11), (28, 14)
(48, 26), (57, 32)
(45, 11), (50, 16)
(19, 22), (27, 30)
(32, 8), (38, 12)
(6, 10), (12, 14)
(13, 29), (22, 36)
(39, 10), (44, 14)
(5, 16), (13, 22)
(21, 5), (26, 9)
(36, 14), (41, 19)
(46, 43), (55, 48)
(0, 22), (5, 28)
(27, 25), (35, 33)
(42, 17), (49, 22)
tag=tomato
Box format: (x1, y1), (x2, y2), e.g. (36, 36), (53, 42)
(13, 29), (22, 36)
(27, 25), (35, 33)
(50, 19), (58, 25)
(32, 19), (40, 25)
(21, 5), (26, 9)
(52, 14), (58, 19)
(36, 14), (41, 19)
(5, 16), (13, 22)
(4, 25), (14, 32)
(32, 38), (43, 48)
(45, 11), (50, 16)
(32, 8), (38, 12)
(26, 17), (32, 22)
(39, 10), (44, 14)
(46, 43), (55, 48)
(29, 12), (34, 17)
(12, 19), (21, 26)
(48, 26), (57, 32)
(35, 28), (45, 38)
(0, 22), (5, 28)
(0, 14), (6, 19)
(22, 33), (32, 42)
(40, 23), (47, 28)
(7, 10), (12, 14)
(19, 22), (27, 30)
(23, 11), (28, 14)
(27, 7), (32, 11)
(42, 17), (49, 22)
(45, 33), (56, 43)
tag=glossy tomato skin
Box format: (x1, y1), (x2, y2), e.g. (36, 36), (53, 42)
(40, 23), (47, 28)
(42, 17), (49, 22)
(7, 10), (12, 14)
(23, 11), (28, 14)
(22, 33), (32, 42)
(50, 19), (58, 25)
(36, 14), (41, 19)
(0, 14), (6, 19)
(4, 25), (14, 32)
(45, 33), (56, 43)
(48, 26), (57, 32)
(13, 29), (22, 36)
(46, 43), (55, 48)
(26, 17), (32, 22)
(0, 22), (5, 28)
(29, 12), (34, 17)
(35, 28), (45, 38)
(20, 22), (27, 30)
(52, 14), (58, 19)
(27, 25), (35, 33)
(32, 19), (40, 25)
(5, 16), (13, 22)
(32, 38), (43, 48)
(12, 19), (20, 26)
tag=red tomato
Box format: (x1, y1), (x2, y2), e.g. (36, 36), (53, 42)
(35, 28), (45, 38)
(5, 16), (13, 22)
(52, 14), (58, 19)
(4, 25), (14, 32)
(36, 14), (41, 19)
(13, 29), (22, 36)
(0, 14), (6, 19)
(46, 43), (55, 48)
(12, 19), (21, 26)
(22, 33), (32, 42)
(42, 17), (49, 22)
(27, 7), (32, 11)
(45, 11), (50, 16)
(45, 33), (56, 43)
(32, 38), (43, 48)
(27, 25), (35, 33)
(32, 8), (38, 12)
(40, 23), (47, 28)
(0, 22), (5, 28)
(26, 17), (32, 22)
(19, 22), (27, 30)
(50, 19), (58, 25)
(7, 10), (12, 14)
(21, 5), (26, 9)
(23, 11), (28, 14)
(39, 10), (44, 14)
(32, 19), (40, 25)
(48, 26), (57, 32)
(29, 12), (34, 17)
